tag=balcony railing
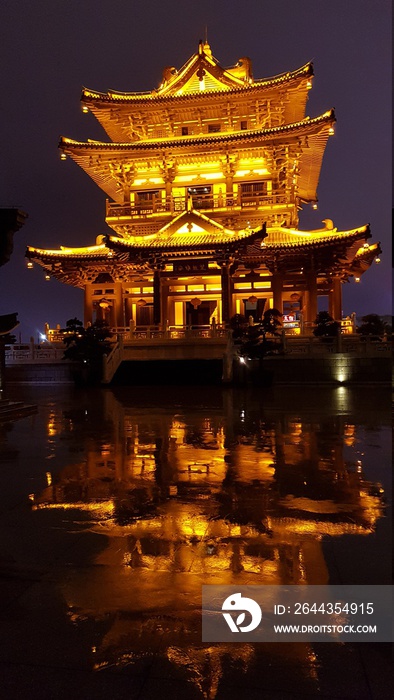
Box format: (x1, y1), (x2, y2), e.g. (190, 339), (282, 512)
(106, 193), (289, 219)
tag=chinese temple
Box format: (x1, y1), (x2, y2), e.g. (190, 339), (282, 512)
(26, 42), (380, 332)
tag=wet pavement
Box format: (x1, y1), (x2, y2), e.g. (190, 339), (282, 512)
(0, 384), (391, 699)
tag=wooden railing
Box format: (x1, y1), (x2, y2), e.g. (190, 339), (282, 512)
(109, 324), (229, 341)
(5, 344), (65, 363)
(106, 193), (289, 219)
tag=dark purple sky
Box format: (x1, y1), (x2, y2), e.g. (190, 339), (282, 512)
(1, 0), (391, 340)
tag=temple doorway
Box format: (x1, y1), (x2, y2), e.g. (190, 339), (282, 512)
(186, 300), (214, 327)
(136, 304), (154, 326)
(243, 298), (267, 322)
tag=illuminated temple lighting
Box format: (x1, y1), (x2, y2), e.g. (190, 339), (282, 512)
(25, 43), (380, 329)
(355, 276), (361, 283)
(27, 261), (33, 268)
(375, 257), (381, 263)
(45, 273), (51, 281)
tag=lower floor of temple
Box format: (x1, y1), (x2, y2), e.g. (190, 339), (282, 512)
(83, 268), (345, 335)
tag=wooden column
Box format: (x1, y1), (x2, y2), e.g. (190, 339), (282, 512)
(83, 286), (93, 326)
(153, 269), (161, 325)
(271, 272), (283, 313)
(305, 272), (317, 324)
(329, 277), (342, 321)
(221, 264), (232, 324)
(160, 280), (169, 329)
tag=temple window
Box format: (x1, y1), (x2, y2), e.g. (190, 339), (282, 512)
(105, 289), (114, 294)
(135, 190), (162, 210)
(240, 120), (248, 130)
(188, 185), (212, 209)
(240, 181), (267, 200)
(208, 123), (221, 133)
(181, 126), (189, 136)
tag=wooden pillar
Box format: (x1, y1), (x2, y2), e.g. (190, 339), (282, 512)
(84, 286), (93, 326)
(114, 283), (124, 329)
(153, 269), (161, 325)
(271, 272), (283, 313)
(329, 277), (342, 321)
(221, 264), (232, 324)
(305, 272), (317, 324)
(160, 280), (169, 329)
(124, 297), (133, 326)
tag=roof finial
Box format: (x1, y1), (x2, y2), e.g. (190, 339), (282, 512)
(202, 26), (212, 58)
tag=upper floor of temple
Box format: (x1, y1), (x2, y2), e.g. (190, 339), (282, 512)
(60, 42), (334, 234)
(81, 41), (315, 142)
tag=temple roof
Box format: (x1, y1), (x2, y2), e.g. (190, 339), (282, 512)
(105, 210), (266, 251)
(60, 110), (335, 204)
(26, 221), (378, 284)
(82, 44), (313, 103)
(264, 223), (371, 248)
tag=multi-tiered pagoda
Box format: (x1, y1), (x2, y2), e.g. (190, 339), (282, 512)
(27, 41), (380, 331)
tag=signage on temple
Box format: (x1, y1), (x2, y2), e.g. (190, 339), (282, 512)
(173, 260), (209, 274)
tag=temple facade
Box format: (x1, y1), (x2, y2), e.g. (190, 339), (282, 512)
(27, 42), (380, 333)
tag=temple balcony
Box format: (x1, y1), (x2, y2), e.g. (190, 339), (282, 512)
(106, 192), (292, 226)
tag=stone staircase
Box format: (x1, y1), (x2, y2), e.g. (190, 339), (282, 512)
(0, 399), (37, 423)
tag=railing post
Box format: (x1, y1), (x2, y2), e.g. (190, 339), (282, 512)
(281, 328), (286, 351)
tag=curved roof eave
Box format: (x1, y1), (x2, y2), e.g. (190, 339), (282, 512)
(81, 62), (313, 105)
(60, 110), (335, 154)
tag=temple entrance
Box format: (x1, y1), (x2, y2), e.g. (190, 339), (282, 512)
(136, 304), (154, 326)
(186, 301), (213, 327)
(243, 298), (267, 322)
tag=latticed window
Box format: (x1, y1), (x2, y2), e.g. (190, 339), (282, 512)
(136, 190), (160, 202)
(240, 182), (267, 197)
(208, 123), (221, 133)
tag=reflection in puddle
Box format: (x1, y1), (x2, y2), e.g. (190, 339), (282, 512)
(30, 387), (388, 697)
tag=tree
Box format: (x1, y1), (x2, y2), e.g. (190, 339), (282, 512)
(357, 314), (389, 338)
(232, 308), (283, 358)
(313, 311), (340, 338)
(62, 319), (112, 378)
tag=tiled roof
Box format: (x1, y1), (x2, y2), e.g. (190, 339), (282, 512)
(61, 111), (334, 153)
(82, 62), (313, 104)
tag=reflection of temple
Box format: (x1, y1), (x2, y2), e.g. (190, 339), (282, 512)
(35, 389), (384, 584)
(32, 388), (386, 696)
(26, 43), (380, 331)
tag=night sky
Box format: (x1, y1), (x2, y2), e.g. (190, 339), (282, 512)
(1, 0), (391, 341)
